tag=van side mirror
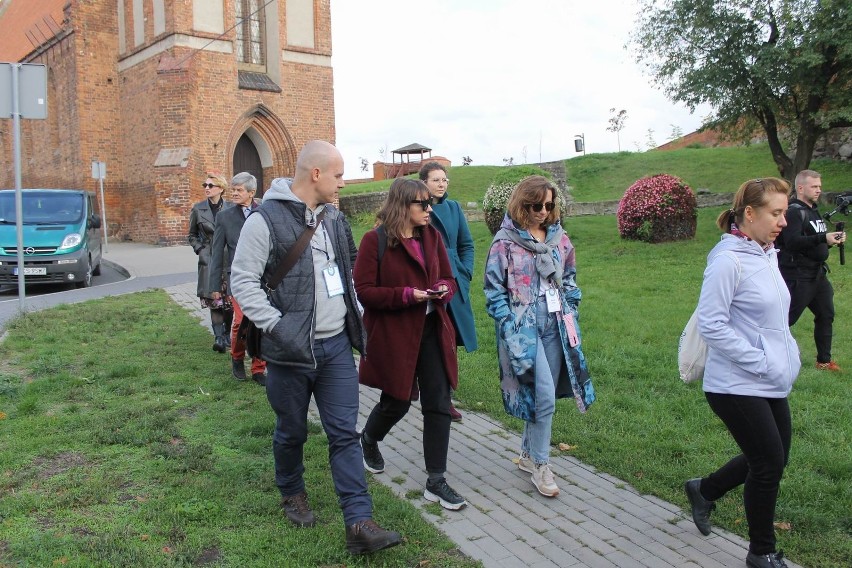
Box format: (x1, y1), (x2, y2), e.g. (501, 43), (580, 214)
(90, 214), (102, 229)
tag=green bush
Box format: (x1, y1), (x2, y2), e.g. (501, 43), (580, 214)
(616, 174), (697, 243)
(482, 166), (568, 234)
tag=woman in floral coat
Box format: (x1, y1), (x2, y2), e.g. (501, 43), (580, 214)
(484, 175), (595, 498)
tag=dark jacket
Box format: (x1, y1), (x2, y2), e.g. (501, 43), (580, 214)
(188, 198), (233, 298)
(354, 225), (458, 401)
(230, 178), (363, 368)
(431, 194), (478, 352)
(776, 197), (830, 279)
(208, 199), (259, 295)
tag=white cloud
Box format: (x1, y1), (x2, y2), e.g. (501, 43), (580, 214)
(330, 0), (711, 177)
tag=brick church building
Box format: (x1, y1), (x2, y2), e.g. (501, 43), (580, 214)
(0, 0), (335, 244)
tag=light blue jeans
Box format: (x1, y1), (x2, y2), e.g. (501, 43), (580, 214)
(521, 300), (563, 465)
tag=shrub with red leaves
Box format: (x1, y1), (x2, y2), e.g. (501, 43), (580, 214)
(616, 174), (697, 243)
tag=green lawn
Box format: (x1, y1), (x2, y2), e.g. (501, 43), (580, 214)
(0, 296), (480, 568)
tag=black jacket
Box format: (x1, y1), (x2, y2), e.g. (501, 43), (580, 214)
(208, 200), (259, 295)
(776, 198), (830, 279)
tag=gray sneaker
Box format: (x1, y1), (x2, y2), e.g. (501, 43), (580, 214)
(517, 452), (534, 473)
(531, 463), (559, 497)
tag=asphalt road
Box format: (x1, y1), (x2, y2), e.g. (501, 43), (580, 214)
(0, 263), (195, 332)
(0, 261), (128, 297)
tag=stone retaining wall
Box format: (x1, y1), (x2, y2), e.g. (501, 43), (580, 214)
(340, 191), (851, 222)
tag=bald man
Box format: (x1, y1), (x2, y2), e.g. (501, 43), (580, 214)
(231, 141), (401, 554)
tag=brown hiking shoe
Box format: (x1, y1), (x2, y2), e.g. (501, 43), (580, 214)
(281, 492), (315, 527)
(345, 519), (401, 554)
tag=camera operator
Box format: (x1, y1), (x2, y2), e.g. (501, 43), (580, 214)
(776, 169), (846, 372)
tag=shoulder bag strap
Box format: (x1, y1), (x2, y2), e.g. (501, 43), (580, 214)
(266, 208), (327, 291)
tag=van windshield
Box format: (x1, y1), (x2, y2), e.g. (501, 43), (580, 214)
(0, 192), (85, 225)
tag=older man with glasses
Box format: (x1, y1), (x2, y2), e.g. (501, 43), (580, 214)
(209, 172), (267, 385)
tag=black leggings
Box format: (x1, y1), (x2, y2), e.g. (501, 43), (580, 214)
(362, 313), (452, 474)
(701, 393), (791, 555)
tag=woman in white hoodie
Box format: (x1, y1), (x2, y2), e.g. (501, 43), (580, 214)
(685, 178), (801, 568)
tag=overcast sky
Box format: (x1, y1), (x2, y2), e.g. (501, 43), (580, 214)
(330, 0), (712, 178)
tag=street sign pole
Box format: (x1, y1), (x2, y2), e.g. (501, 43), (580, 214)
(94, 161), (108, 252)
(11, 64), (26, 310)
(2, 62), (47, 310)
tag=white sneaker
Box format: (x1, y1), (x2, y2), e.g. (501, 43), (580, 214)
(531, 463), (559, 497)
(517, 453), (534, 473)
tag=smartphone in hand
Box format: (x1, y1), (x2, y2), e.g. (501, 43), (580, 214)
(425, 289), (447, 297)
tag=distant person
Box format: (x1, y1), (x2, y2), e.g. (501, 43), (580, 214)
(419, 161), (477, 422)
(209, 172), (267, 385)
(230, 141), (401, 555)
(775, 169), (845, 372)
(188, 173), (233, 352)
(483, 175), (595, 498)
(354, 178), (467, 511)
(685, 178), (800, 568)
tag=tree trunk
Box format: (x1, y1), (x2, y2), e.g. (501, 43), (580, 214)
(758, 107), (794, 183)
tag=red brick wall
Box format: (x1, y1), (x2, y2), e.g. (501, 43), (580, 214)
(1, 0), (336, 245)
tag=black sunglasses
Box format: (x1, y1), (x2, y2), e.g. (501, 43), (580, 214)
(411, 198), (434, 211)
(202, 183), (220, 189)
(526, 202), (555, 212)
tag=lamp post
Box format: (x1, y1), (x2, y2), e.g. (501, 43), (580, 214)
(574, 133), (585, 156)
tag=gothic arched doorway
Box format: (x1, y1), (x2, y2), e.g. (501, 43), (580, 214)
(233, 134), (264, 198)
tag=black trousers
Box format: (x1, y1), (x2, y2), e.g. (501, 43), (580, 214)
(701, 393), (791, 555)
(785, 273), (834, 363)
(363, 312), (452, 474)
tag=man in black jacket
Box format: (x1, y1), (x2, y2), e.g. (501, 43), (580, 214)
(776, 170), (846, 371)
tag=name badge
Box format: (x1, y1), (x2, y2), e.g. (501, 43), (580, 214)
(545, 288), (561, 313)
(323, 264), (344, 297)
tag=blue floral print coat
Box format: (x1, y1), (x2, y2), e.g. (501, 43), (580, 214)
(484, 214), (595, 421)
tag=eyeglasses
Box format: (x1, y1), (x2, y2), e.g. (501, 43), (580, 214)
(526, 202), (555, 212)
(428, 178), (449, 184)
(202, 183), (220, 189)
(411, 198), (434, 211)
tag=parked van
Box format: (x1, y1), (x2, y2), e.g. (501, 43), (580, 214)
(0, 189), (103, 288)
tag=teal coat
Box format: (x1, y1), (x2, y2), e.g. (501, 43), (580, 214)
(431, 194), (478, 351)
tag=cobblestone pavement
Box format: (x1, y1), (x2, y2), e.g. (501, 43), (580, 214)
(165, 280), (805, 568)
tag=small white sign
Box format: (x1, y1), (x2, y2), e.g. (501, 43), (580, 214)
(91, 161), (106, 179)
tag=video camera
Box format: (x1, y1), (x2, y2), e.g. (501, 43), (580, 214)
(824, 191), (852, 265)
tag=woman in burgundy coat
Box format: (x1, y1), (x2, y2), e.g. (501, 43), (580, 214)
(354, 178), (467, 511)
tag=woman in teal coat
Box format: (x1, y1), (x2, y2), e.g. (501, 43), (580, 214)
(420, 162), (477, 422)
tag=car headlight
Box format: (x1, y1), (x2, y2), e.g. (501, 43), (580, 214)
(59, 233), (82, 250)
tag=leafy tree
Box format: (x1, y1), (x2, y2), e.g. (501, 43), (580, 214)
(631, 0), (852, 182)
(607, 108), (629, 151)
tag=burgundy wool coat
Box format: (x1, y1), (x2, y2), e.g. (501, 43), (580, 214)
(354, 225), (459, 401)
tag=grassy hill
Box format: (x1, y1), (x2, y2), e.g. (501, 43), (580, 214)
(342, 144), (852, 206)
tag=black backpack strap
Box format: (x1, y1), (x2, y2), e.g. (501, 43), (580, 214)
(787, 201), (808, 225)
(376, 225), (387, 265)
(374, 225), (387, 286)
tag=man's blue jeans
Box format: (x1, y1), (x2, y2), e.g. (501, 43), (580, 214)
(265, 331), (372, 526)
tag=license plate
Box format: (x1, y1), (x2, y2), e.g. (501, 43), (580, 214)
(13, 267), (47, 276)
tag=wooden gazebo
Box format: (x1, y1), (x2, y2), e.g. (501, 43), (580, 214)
(386, 143), (432, 178)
